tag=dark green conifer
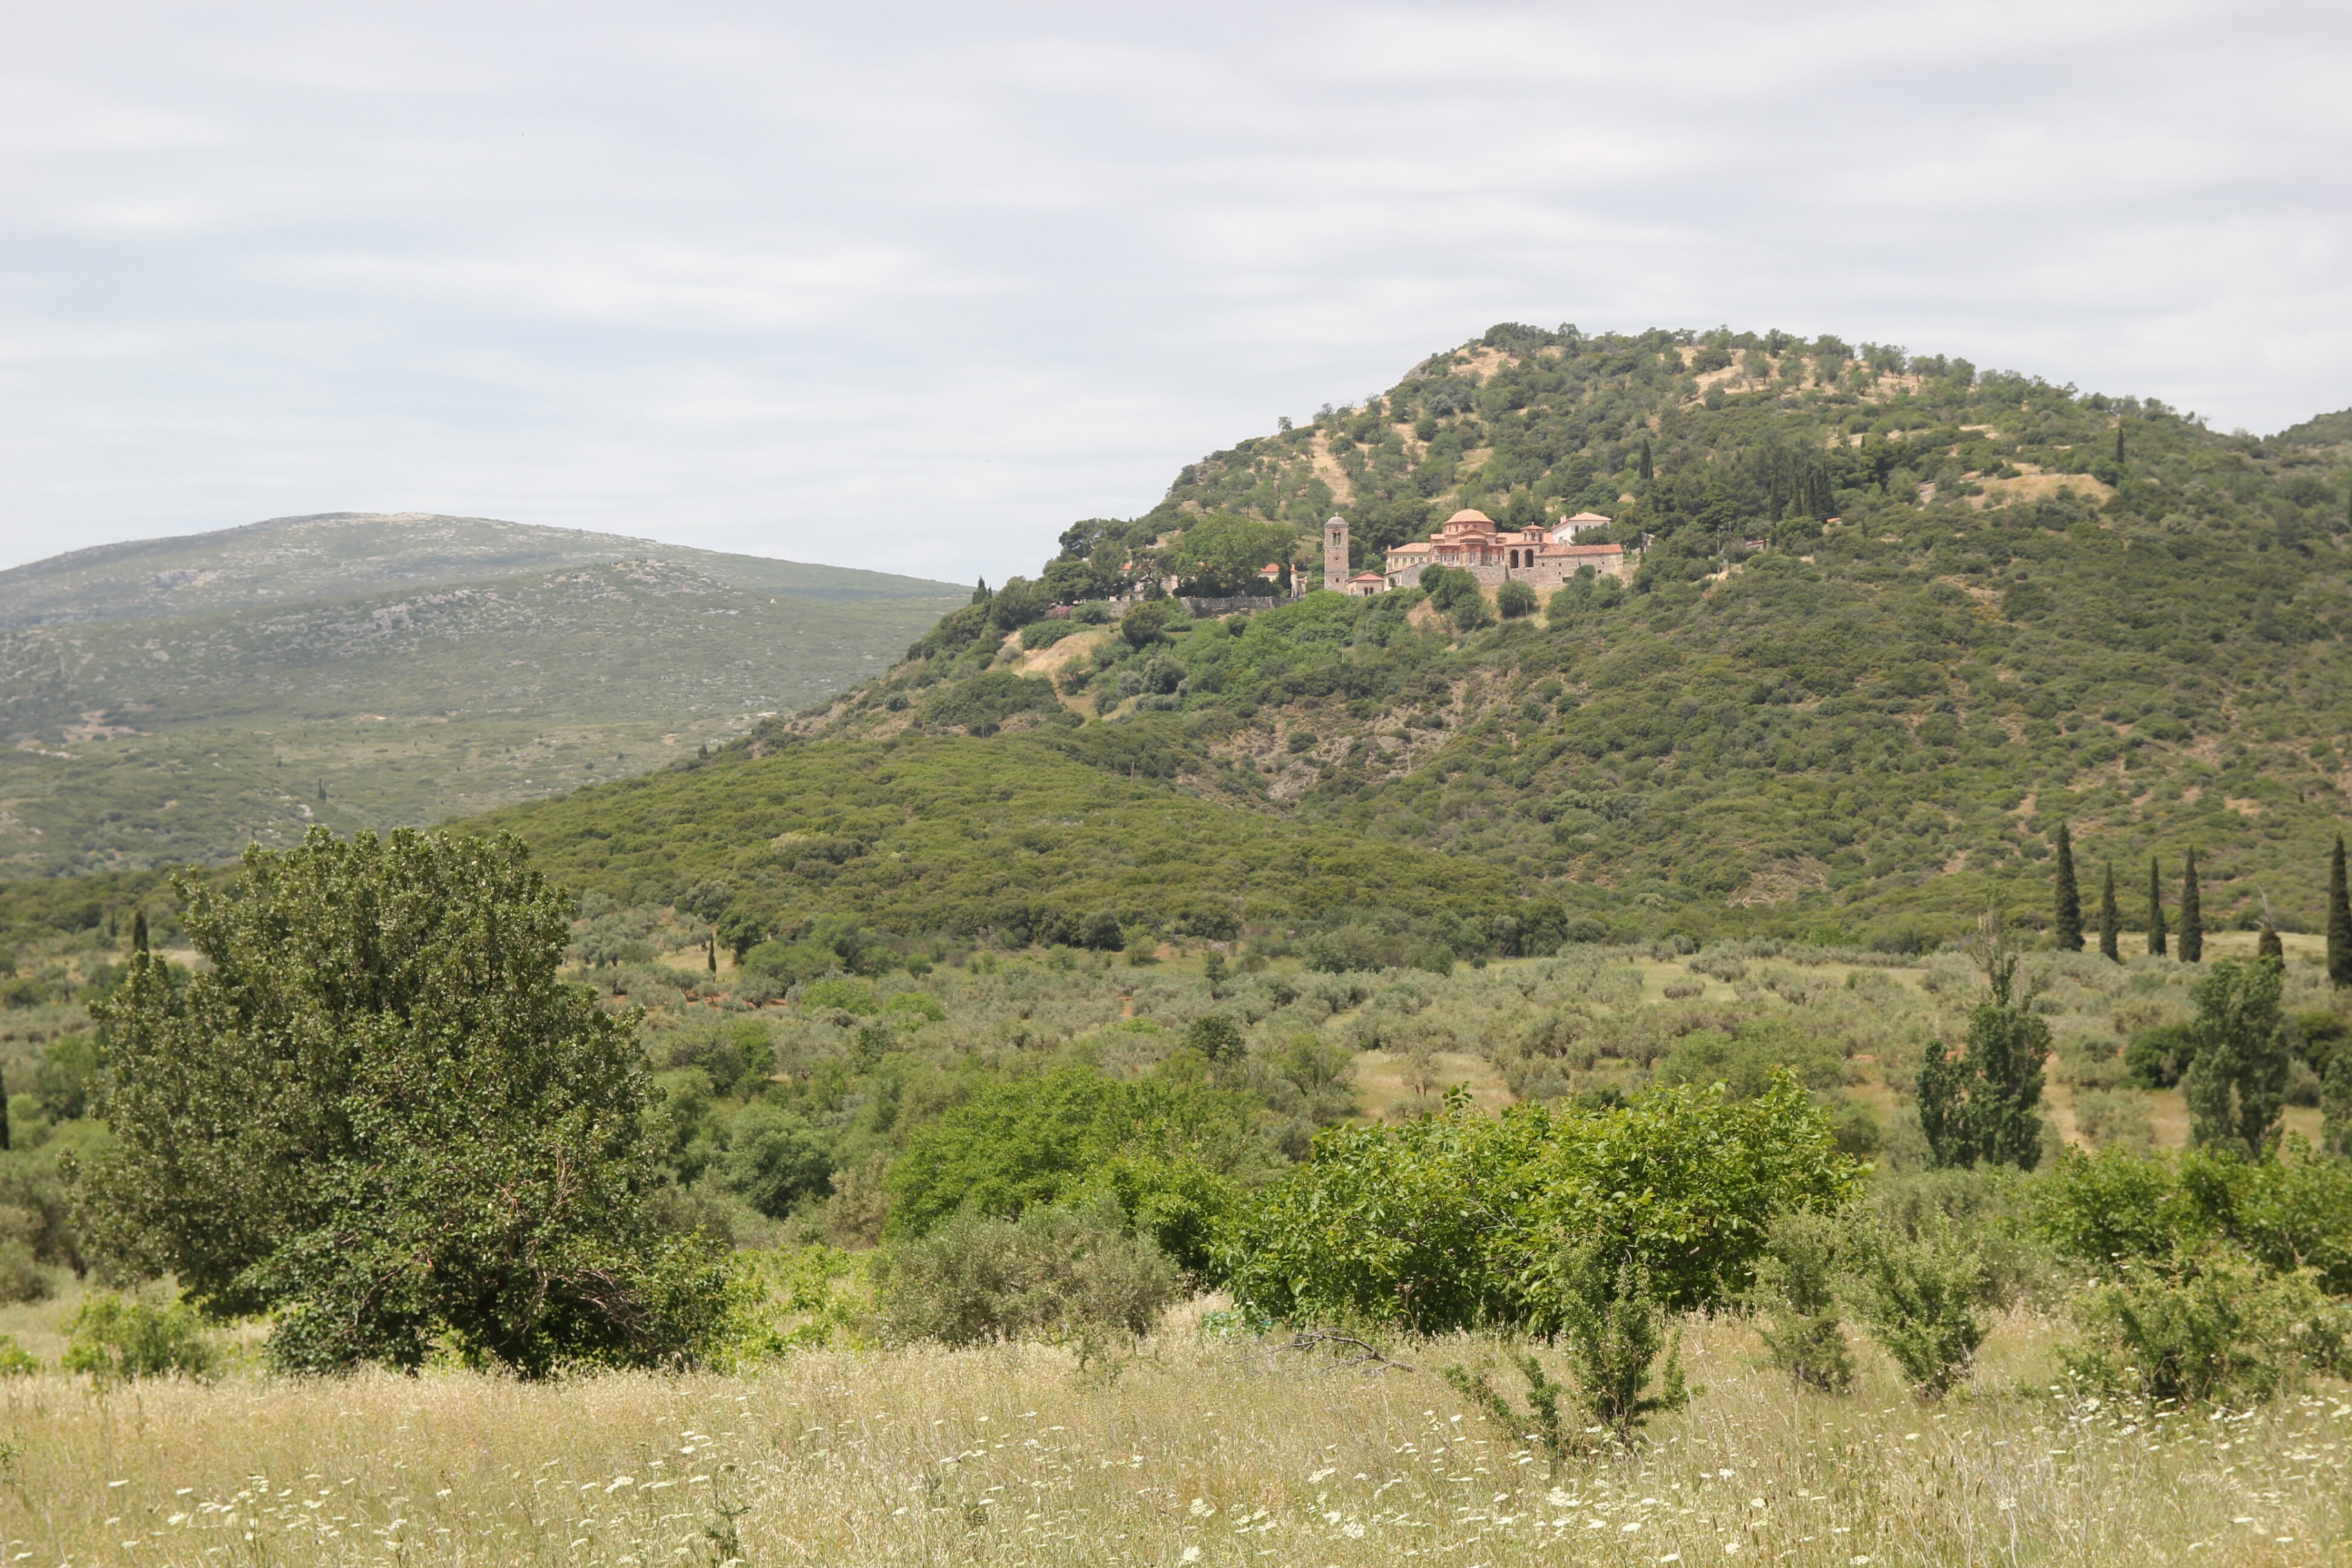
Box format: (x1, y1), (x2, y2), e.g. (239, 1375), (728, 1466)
(971, 578), (991, 604)
(1, 1065), (9, 1151)
(2148, 857), (2167, 957)
(2099, 864), (2120, 961)
(2053, 822), (2082, 952)
(1639, 437), (1654, 482)
(707, 935), (718, 975)
(2330, 834), (2351, 989)
(2114, 425), (2125, 468)
(132, 909), (149, 955)
(2180, 848), (2203, 963)
(2257, 924), (2284, 961)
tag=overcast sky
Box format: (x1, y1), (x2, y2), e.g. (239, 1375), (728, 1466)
(4, 1), (2348, 582)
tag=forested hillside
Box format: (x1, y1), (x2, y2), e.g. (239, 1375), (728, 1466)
(466, 325), (2352, 953)
(0, 514), (962, 874)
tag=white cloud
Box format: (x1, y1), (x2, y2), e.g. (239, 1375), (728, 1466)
(1, 0), (2349, 581)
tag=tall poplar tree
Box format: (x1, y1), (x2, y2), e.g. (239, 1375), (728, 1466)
(2180, 848), (2204, 963)
(2052, 823), (2082, 952)
(2098, 864), (2120, 961)
(2147, 857), (2167, 957)
(2329, 833), (2351, 990)
(1916, 916), (2051, 1171)
(2185, 956), (2290, 1160)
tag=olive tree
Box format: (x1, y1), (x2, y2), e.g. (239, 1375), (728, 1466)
(82, 828), (731, 1376)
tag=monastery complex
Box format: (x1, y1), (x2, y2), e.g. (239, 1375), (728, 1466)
(1317, 510), (1630, 597)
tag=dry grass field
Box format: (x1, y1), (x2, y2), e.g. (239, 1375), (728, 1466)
(2, 1305), (2347, 1568)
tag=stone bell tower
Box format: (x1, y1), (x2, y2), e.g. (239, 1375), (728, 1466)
(1322, 515), (1349, 589)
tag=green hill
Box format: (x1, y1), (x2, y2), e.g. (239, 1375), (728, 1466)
(0, 514), (964, 874)
(471, 325), (2352, 952)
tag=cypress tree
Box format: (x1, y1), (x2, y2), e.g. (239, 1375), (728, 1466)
(971, 578), (991, 604)
(2148, 856), (2167, 956)
(1, 1064), (9, 1151)
(2329, 833), (2351, 989)
(2053, 822), (2082, 952)
(1639, 437), (1654, 482)
(2114, 425), (2125, 468)
(707, 935), (718, 975)
(2099, 863), (2120, 961)
(132, 909), (149, 955)
(2180, 848), (2203, 963)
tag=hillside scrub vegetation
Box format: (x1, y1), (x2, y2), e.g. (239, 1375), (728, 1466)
(432, 325), (2352, 953)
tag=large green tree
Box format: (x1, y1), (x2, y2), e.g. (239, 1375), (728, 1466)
(82, 828), (730, 1376)
(2184, 957), (2290, 1160)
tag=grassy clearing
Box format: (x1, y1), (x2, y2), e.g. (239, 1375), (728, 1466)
(1, 1310), (2345, 1567)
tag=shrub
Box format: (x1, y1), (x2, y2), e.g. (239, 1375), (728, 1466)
(2032, 1145), (2352, 1295)
(1851, 1223), (1985, 1399)
(799, 977), (878, 1014)
(742, 941), (841, 988)
(1748, 1208), (1855, 1393)
(1655, 1018), (1844, 1100)
(2071, 1088), (2155, 1151)
(0, 1241), (49, 1305)
(1219, 1074), (1857, 1331)
(1182, 1013), (1244, 1063)
(724, 1103), (834, 1219)
(2061, 1251), (2351, 1407)
(62, 1294), (220, 1383)
(1495, 580), (1538, 619)
(884, 1065), (1256, 1239)
(1074, 1154), (1238, 1278)
(1555, 1247), (1688, 1448)
(0, 1334), (36, 1376)
(871, 1201), (1183, 1357)
(1443, 1353), (1570, 1472)
(2124, 1024), (2194, 1088)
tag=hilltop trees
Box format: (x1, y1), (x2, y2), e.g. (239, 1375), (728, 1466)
(82, 828), (730, 1375)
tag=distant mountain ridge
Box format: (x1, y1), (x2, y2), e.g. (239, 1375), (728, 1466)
(0, 513), (965, 875)
(0, 511), (953, 627)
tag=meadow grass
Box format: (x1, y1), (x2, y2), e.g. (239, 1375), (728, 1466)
(3, 1307), (2345, 1567)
